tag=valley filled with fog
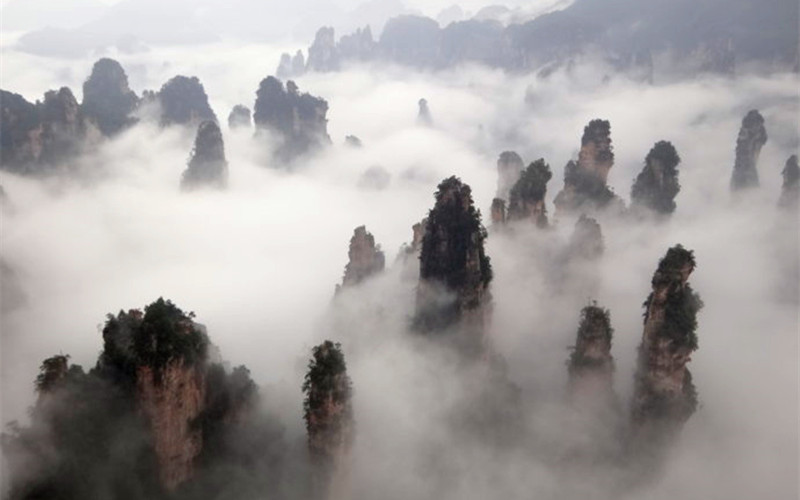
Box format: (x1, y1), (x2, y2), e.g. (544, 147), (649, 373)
(1, 1), (798, 498)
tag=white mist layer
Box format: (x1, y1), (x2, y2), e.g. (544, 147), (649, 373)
(1, 43), (798, 499)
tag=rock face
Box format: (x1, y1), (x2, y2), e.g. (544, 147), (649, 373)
(417, 98), (433, 126)
(253, 76), (331, 162)
(380, 15), (442, 68)
(730, 109), (767, 190)
(0, 87), (91, 174)
(293, 1), (798, 76)
(126, 299), (209, 491)
(34, 355), (71, 396)
(181, 121), (228, 190)
(338, 26), (376, 61)
(307, 27), (340, 72)
(302, 341), (353, 495)
(631, 245), (703, 448)
(568, 214), (604, 261)
(631, 141), (681, 216)
(157, 76), (217, 127)
(227, 104), (252, 129)
(3, 299), (277, 499)
(414, 177), (492, 353)
(568, 304), (615, 405)
(779, 154), (799, 209)
(496, 151), (524, 201)
(0, 90), (41, 170)
(554, 119), (621, 217)
(137, 359), (205, 490)
(81, 58), (138, 136)
(490, 197), (506, 225)
(337, 226), (385, 291)
(507, 159), (553, 227)
(277, 50), (307, 79)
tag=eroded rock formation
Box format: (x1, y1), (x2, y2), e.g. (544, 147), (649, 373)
(496, 151), (524, 201)
(337, 226), (385, 291)
(553, 119), (621, 217)
(379, 15), (441, 68)
(227, 104), (252, 129)
(568, 214), (604, 261)
(303, 341), (353, 495)
(414, 177), (492, 353)
(127, 299), (209, 490)
(490, 197), (506, 226)
(631, 141), (681, 216)
(34, 355), (71, 396)
(417, 98), (433, 126)
(730, 109), (767, 190)
(307, 27), (340, 72)
(778, 154), (799, 210)
(2, 299), (280, 499)
(157, 76), (217, 127)
(568, 303), (615, 403)
(0, 87), (92, 174)
(631, 245), (703, 449)
(81, 58), (138, 136)
(181, 120), (228, 190)
(277, 50), (307, 79)
(338, 26), (376, 61)
(253, 76), (331, 162)
(507, 159), (552, 227)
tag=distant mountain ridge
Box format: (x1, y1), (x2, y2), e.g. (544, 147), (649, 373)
(287, 0), (797, 79)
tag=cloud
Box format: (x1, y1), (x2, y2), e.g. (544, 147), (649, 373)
(1, 40), (798, 499)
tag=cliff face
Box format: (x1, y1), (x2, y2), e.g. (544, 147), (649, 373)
(253, 76), (331, 162)
(554, 119), (621, 217)
(3, 299), (279, 499)
(157, 76), (217, 127)
(730, 109), (767, 190)
(507, 159), (553, 227)
(337, 226), (385, 291)
(307, 27), (340, 72)
(181, 120), (228, 190)
(631, 246), (703, 446)
(496, 151), (524, 201)
(227, 105), (252, 129)
(631, 141), (681, 216)
(303, 341), (353, 496)
(568, 304), (615, 403)
(136, 359), (206, 491)
(414, 177), (492, 353)
(0, 87), (92, 174)
(490, 198), (506, 226)
(277, 51), (307, 79)
(81, 58), (139, 136)
(338, 26), (376, 61)
(569, 215), (604, 261)
(294, 1), (797, 76)
(0, 90), (41, 170)
(778, 154), (799, 209)
(379, 15), (442, 68)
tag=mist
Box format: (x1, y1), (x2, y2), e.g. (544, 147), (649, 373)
(1, 8), (799, 498)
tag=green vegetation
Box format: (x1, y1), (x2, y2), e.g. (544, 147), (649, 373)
(302, 341), (352, 432)
(508, 159), (552, 225)
(631, 140), (681, 215)
(568, 303), (613, 369)
(132, 298), (208, 374)
(420, 176), (492, 291)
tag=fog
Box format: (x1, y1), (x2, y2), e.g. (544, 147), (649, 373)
(1, 24), (799, 500)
